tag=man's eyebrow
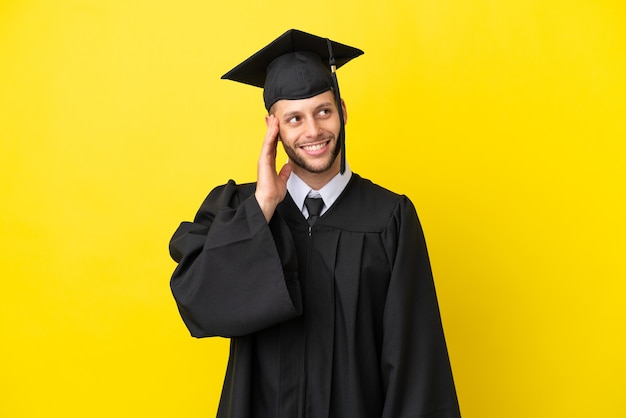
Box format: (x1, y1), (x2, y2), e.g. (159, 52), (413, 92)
(316, 101), (334, 109)
(282, 110), (301, 120)
(282, 102), (335, 119)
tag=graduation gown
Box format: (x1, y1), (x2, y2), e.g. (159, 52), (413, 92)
(169, 173), (460, 418)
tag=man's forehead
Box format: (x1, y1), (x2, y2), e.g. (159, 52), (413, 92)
(272, 90), (336, 114)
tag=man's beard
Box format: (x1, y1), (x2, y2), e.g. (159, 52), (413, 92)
(281, 136), (341, 174)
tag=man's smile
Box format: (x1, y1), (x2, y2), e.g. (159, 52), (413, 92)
(300, 140), (331, 154)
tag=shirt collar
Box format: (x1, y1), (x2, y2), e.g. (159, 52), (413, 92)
(287, 163), (353, 217)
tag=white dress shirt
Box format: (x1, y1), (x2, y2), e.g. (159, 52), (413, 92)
(286, 164), (353, 218)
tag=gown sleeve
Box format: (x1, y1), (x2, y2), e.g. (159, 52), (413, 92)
(380, 196), (461, 417)
(169, 180), (302, 338)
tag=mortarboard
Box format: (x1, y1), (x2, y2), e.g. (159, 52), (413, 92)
(221, 29), (364, 174)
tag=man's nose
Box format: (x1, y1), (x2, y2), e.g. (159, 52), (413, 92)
(304, 118), (321, 138)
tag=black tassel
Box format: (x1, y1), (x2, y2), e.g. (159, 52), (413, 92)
(327, 39), (346, 174)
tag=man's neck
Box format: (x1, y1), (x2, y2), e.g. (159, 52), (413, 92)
(291, 156), (342, 190)
(292, 168), (339, 190)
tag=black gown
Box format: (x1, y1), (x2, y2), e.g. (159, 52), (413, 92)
(169, 173), (460, 418)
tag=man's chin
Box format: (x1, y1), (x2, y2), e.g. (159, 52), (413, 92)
(284, 144), (341, 175)
(295, 156), (339, 174)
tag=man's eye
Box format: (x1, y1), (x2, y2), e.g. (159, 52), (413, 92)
(319, 109), (331, 117)
(288, 116), (299, 123)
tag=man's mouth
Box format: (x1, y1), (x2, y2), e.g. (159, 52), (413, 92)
(301, 140), (330, 152)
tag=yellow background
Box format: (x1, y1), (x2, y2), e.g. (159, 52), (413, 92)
(1, 1), (625, 417)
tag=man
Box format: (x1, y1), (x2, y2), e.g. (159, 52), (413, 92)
(169, 29), (461, 418)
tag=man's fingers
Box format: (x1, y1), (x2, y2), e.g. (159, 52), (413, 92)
(259, 115), (280, 164)
(278, 163), (292, 182)
(263, 115), (279, 146)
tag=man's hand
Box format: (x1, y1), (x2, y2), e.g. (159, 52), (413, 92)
(255, 114), (292, 222)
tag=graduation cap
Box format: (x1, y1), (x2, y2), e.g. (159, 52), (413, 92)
(221, 29), (364, 174)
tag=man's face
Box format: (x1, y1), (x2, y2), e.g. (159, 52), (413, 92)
(271, 90), (345, 175)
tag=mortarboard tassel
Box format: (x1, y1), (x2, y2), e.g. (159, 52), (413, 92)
(327, 39), (346, 175)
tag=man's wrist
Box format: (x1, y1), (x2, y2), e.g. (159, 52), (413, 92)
(254, 191), (278, 223)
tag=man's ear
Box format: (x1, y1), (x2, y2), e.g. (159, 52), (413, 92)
(341, 99), (348, 125)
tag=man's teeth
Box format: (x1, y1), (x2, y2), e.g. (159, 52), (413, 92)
(302, 143), (326, 151)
